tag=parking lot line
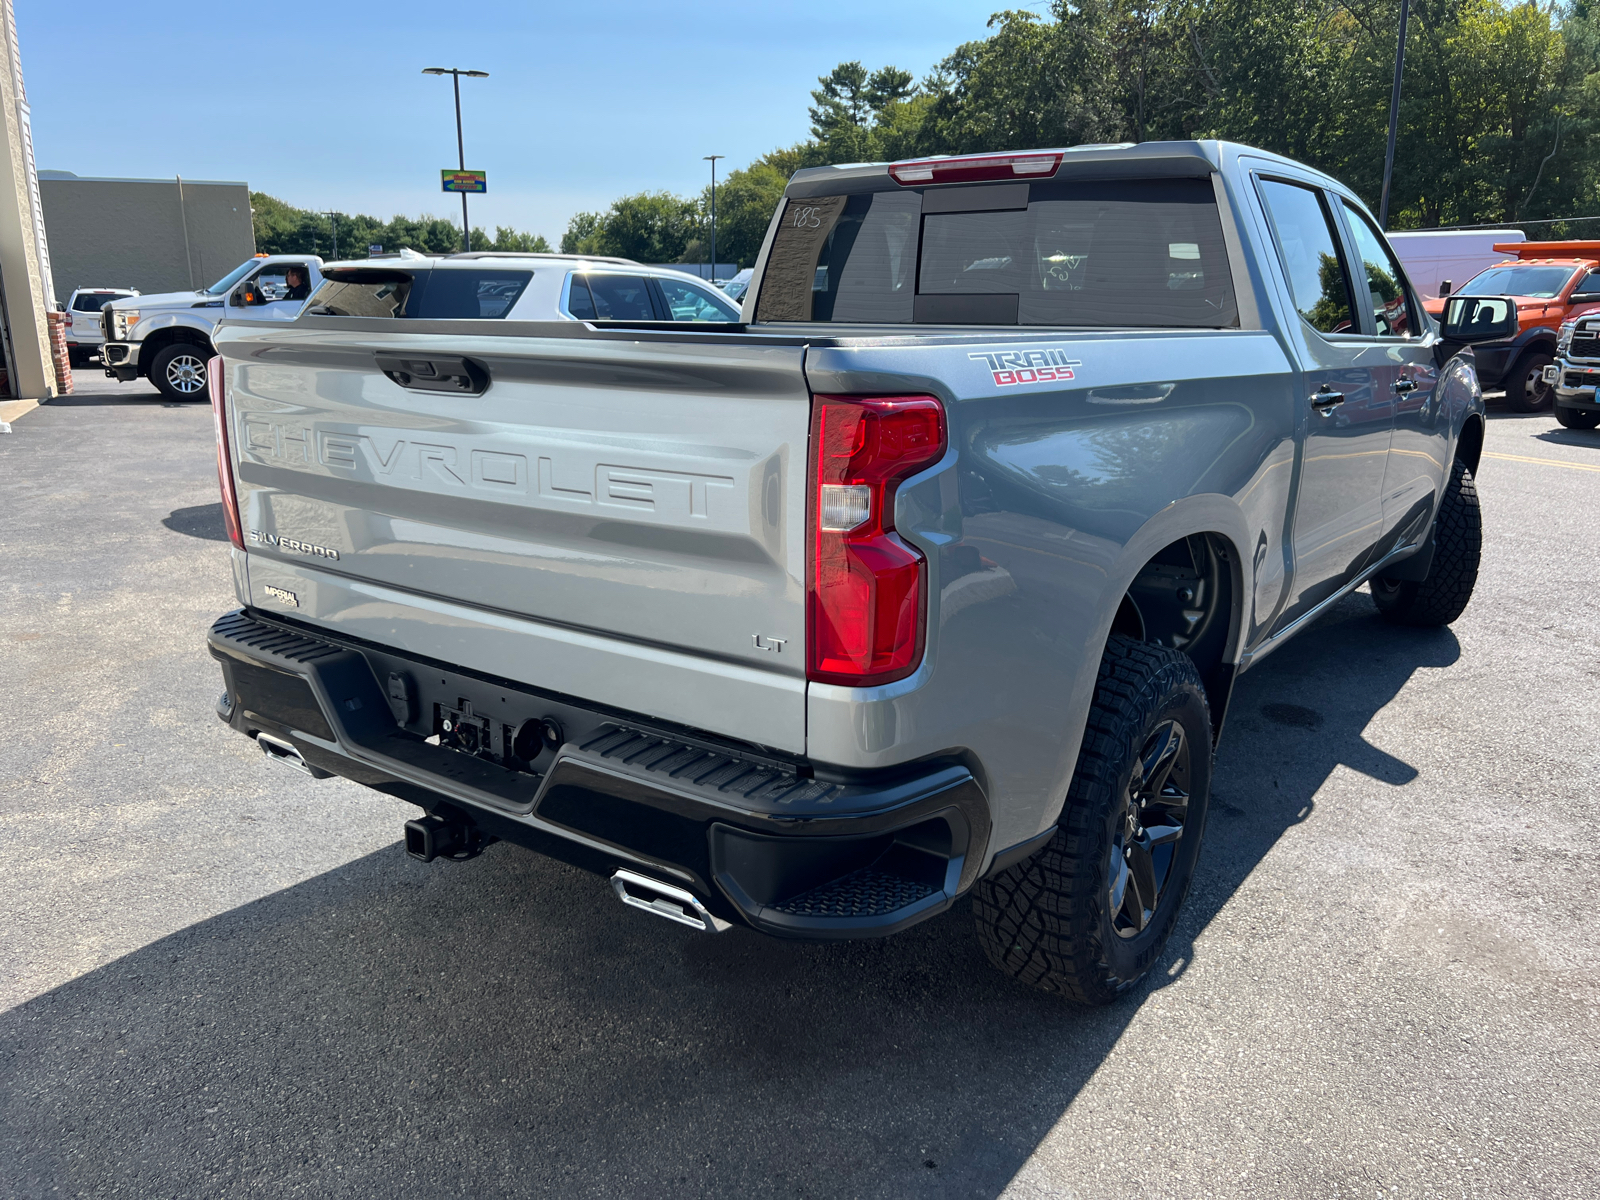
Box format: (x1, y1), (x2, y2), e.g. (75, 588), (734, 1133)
(1482, 450), (1600, 473)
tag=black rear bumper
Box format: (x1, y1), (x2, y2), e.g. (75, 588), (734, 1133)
(207, 609), (990, 939)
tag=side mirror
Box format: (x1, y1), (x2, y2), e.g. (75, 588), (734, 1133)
(1439, 280), (1452, 297)
(1441, 295), (1516, 343)
(229, 286), (247, 307)
(1570, 292), (1600, 303)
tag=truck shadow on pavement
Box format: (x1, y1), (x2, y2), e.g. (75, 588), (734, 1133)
(161, 503), (229, 541)
(0, 593), (1457, 1199)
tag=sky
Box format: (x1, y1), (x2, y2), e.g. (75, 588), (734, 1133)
(21, 0), (1003, 244)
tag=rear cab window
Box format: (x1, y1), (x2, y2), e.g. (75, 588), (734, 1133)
(755, 176), (1238, 327)
(304, 268), (532, 318)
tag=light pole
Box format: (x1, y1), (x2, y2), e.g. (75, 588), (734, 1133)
(321, 211), (340, 260)
(1378, 0), (1410, 229)
(423, 67), (489, 252)
(704, 155), (724, 283)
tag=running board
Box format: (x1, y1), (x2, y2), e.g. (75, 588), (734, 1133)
(1238, 539), (1424, 672)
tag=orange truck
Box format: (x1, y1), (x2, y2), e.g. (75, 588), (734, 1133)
(1421, 241), (1600, 411)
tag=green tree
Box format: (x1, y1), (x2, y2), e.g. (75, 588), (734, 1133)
(251, 193), (550, 258)
(561, 211), (603, 254)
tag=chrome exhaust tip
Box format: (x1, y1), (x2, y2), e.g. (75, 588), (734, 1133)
(256, 732), (330, 778)
(610, 869), (730, 933)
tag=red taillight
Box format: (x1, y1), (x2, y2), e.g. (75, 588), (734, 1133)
(208, 356), (245, 550)
(888, 150), (1064, 186)
(807, 395), (946, 686)
(65, 313), (74, 328)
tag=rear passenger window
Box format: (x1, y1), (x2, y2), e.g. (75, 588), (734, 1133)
(73, 292), (122, 312)
(303, 269), (530, 319)
(574, 275), (657, 320)
(756, 178), (1236, 327)
(408, 270), (530, 319)
(1257, 179), (1355, 335)
(566, 276), (598, 319)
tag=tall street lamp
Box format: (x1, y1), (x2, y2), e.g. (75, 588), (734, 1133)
(423, 67), (489, 252)
(704, 155), (724, 284)
(321, 210), (340, 260)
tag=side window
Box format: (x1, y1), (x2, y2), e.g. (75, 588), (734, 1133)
(1257, 179), (1355, 335)
(1575, 269), (1600, 297)
(656, 276), (741, 321)
(583, 275), (657, 320)
(243, 264), (312, 305)
(1342, 203), (1416, 338)
(567, 276), (597, 320)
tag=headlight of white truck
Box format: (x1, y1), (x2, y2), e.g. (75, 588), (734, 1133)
(1559, 319), (1576, 354)
(111, 309), (140, 340)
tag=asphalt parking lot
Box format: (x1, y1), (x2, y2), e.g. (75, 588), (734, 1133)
(1, 371), (1597, 1199)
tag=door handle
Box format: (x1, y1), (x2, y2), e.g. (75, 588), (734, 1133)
(375, 354), (489, 395)
(1310, 386), (1345, 414)
(1393, 377), (1417, 394)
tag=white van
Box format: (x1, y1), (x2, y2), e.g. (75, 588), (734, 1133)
(1387, 229), (1526, 300)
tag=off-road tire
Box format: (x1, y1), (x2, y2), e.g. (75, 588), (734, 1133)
(972, 636), (1212, 1006)
(1371, 456), (1481, 626)
(1553, 403), (1600, 430)
(1508, 351), (1554, 413)
(149, 342), (211, 402)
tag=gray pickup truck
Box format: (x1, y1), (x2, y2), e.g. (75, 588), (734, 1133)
(204, 141), (1514, 1005)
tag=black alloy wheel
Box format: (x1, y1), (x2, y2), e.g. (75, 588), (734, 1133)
(972, 636), (1212, 1006)
(1108, 719), (1191, 939)
(1511, 352), (1554, 413)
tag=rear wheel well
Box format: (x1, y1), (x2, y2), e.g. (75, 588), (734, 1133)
(1115, 533), (1238, 736)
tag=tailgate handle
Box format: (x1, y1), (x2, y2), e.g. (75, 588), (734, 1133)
(375, 354), (488, 395)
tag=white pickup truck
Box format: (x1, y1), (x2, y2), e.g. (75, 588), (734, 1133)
(101, 254), (324, 400)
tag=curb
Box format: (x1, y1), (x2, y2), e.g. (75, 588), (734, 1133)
(0, 398), (41, 432)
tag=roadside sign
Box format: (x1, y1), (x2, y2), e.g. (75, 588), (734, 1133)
(368, 244), (383, 254)
(441, 170), (487, 194)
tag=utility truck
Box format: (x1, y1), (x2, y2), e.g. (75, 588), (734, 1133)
(101, 255), (324, 400)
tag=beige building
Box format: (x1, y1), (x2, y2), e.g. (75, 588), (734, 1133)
(0, 0), (56, 400)
(38, 171), (256, 299)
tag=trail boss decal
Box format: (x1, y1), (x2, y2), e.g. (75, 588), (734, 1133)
(969, 349), (1083, 387)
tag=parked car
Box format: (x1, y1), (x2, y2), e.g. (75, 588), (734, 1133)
(204, 141), (1509, 1005)
(1544, 316), (1600, 429)
(721, 268), (754, 302)
(1421, 241), (1600, 412)
(303, 252), (743, 323)
(1387, 229), (1524, 300)
(62, 286), (138, 366)
(100, 255), (326, 401)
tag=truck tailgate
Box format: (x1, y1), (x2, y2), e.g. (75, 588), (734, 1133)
(218, 324), (811, 750)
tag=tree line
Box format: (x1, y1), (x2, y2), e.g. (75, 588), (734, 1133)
(255, 2), (1599, 268)
(251, 192), (550, 258)
(566, 0), (1600, 268)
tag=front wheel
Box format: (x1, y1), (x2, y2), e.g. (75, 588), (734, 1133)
(1554, 403), (1600, 430)
(1509, 352), (1554, 413)
(1371, 456), (1481, 626)
(972, 637), (1212, 1006)
(149, 342), (211, 402)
